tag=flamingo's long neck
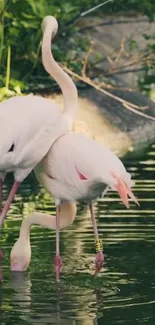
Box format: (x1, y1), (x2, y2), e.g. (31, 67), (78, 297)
(42, 19), (78, 129)
(19, 202), (77, 240)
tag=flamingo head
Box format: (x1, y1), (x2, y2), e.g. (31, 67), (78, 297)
(41, 16), (58, 36)
(10, 237), (31, 272)
(110, 171), (139, 208)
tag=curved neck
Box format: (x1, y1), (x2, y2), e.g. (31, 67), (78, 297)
(19, 202), (77, 240)
(42, 23), (78, 129)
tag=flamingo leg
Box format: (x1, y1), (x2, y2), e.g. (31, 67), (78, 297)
(89, 202), (104, 273)
(0, 181), (20, 227)
(55, 204), (63, 282)
(0, 173), (7, 213)
(0, 175), (6, 281)
(0, 178), (3, 213)
(0, 180), (20, 281)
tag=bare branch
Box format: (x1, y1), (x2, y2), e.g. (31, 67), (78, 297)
(62, 65), (155, 121)
(81, 41), (95, 78)
(123, 103), (155, 121)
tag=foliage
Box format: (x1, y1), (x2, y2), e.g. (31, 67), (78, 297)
(0, 0), (155, 98)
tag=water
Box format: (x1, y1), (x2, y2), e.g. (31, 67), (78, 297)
(1, 145), (155, 325)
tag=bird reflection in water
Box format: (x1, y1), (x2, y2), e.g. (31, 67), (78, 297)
(10, 271), (99, 325)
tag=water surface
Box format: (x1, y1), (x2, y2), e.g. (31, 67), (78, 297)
(1, 145), (155, 325)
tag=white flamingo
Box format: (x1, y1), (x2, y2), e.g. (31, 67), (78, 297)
(11, 132), (139, 282)
(0, 16), (77, 224)
(34, 133), (139, 279)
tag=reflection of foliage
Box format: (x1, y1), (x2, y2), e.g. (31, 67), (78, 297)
(0, 0), (155, 97)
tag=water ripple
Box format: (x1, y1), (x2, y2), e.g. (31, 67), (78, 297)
(1, 146), (155, 324)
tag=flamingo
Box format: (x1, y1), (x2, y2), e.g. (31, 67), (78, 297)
(34, 134), (139, 279)
(10, 132), (139, 282)
(0, 16), (77, 225)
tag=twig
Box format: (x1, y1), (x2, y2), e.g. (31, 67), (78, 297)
(113, 37), (127, 65)
(93, 66), (146, 77)
(81, 40), (135, 92)
(106, 37), (128, 69)
(92, 35), (153, 76)
(123, 103), (155, 121)
(66, 0), (113, 27)
(106, 52), (153, 75)
(106, 55), (114, 65)
(62, 65), (143, 108)
(82, 41), (95, 78)
(81, 0), (113, 17)
(62, 65), (155, 121)
(98, 81), (135, 92)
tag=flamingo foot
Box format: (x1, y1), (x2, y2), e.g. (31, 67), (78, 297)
(54, 255), (63, 282)
(95, 251), (104, 274)
(0, 250), (3, 282)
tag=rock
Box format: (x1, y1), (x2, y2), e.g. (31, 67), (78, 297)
(77, 15), (155, 88)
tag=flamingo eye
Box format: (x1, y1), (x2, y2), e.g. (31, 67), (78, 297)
(8, 144), (14, 152)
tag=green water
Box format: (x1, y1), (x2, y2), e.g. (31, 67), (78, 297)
(1, 145), (155, 325)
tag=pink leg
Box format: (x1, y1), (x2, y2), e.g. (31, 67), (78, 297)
(89, 202), (104, 274)
(0, 181), (20, 281)
(0, 173), (7, 213)
(0, 181), (20, 226)
(54, 205), (62, 283)
(0, 178), (3, 213)
(0, 177), (4, 282)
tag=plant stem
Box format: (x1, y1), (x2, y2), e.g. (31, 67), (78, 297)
(5, 45), (11, 89)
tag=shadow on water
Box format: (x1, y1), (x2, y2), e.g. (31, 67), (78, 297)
(1, 145), (155, 324)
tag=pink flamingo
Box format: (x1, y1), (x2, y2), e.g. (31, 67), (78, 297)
(34, 134), (139, 280)
(0, 16), (77, 225)
(11, 133), (138, 282)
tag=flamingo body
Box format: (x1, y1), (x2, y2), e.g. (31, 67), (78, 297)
(33, 132), (138, 278)
(0, 95), (60, 176)
(34, 133), (135, 206)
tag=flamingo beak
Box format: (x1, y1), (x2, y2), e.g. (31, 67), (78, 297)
(115, 179), (130, 208)
(111, 172), (139, 208)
